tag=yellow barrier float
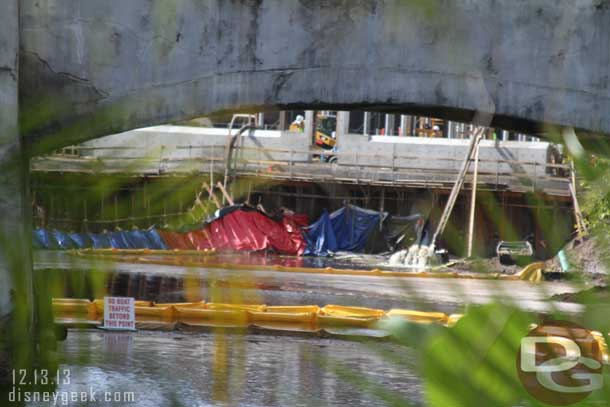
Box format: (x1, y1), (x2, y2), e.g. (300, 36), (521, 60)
(135, 306), (174, 319)
(318, 315), (380, 328)
(247, 305), (320, 326)
(318, 305), (386, 327)
(248, 311), (317, 325)
(386, 309), (449, 325)
(206, 303), (266, 312)
(72, 251), (548, 283)
(320, 305), (386, 318)
(52, 299), (457, 330)
(175, 307), (249, 324)
(154, 301), (206, 308)
(265, 305), (320, 314)
(48, 298), (610, 363)
(52, 301), (97, 320)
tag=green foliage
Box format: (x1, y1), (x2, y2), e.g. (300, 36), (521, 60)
(581, 156), (610, 231)
(423, 304), (534, 407)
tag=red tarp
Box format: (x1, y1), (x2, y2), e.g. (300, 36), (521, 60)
(281, 214), (309, 255)
(181, 210), (308, 255)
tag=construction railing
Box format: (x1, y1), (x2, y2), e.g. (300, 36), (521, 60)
(33, 143), (572, 197)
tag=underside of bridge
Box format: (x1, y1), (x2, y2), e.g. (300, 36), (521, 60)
(18, 0), (610, 154)
(2, 0), (610, 386)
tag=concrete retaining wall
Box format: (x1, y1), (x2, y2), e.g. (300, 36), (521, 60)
(339, 135), (553, 176)
(81, 126), (311, 162)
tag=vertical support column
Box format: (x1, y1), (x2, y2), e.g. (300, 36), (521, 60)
(502, 130), (509, 141)
(304, 110), (315, 143)
(336, 111), (350, 146)
(447, 121), (454, 139)
(467, 137), (482, 258)
(1, 0), (35, 385)
(399, 115), (410, 137)
(278, 111), (287, 131)
(384, 114), (395, 136)
(257, 113), (265, 129)
(363, 112), (371, 136)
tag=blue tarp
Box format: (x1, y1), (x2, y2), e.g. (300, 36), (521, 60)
(303, 210), (338, 256)
(33, 229), (55, 249)
(33, 228), (170, 250)
(122, 229), (168, 249)
(69, 232), (93, 249)
(88, 233), (112, 249)
(304, 205), (388, 256)
(108, 231), (133, 249)
(52, 230), (77, 250)
(145, 228), (169, 250)
(123, 230), (150, 249)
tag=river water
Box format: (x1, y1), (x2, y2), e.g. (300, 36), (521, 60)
(29, 251), (587, 406)
(33, 329), (421, 407)
(35, 251), (584, 315)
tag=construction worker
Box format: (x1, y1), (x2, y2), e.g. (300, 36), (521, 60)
(432, 125), (441, 137)
(289, 115), (305, 132)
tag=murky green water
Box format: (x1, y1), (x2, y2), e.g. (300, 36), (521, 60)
(34, 329), (422, 407)
(26, 251), (587, 406)
(35, 251), (582, 315)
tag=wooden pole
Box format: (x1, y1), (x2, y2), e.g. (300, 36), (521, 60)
(216, 181), (235, 206)
(247, 180), (252, 204)
(431, 129), (484, 247)
(467, 139), (481, 257)
(202, 182), (221, 209)
(569, 161), (588, 237)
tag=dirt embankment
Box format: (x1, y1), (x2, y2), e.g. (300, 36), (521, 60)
(552, 286), (610, 304)
(451, 257), (522, 275)
(545, 237), (609, 275)
(548, 237), (610, 303)
(452, 237), (609, 278)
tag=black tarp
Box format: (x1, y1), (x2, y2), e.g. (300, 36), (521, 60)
(365, 214), (425, 254)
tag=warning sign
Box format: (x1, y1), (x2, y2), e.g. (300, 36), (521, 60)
(103, 297), (135, 331)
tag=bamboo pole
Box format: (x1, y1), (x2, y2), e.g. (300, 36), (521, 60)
(569, 161), (588, 237)
(202, 182), (221, 209)
(216, 181), (235, 206)
(431, 129), (484, 248)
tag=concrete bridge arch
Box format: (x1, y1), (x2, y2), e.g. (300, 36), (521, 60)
(17, 0), (610, 153)
(2, 0), (610, 377)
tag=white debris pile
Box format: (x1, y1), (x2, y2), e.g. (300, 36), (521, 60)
(389, 244), (438, 269)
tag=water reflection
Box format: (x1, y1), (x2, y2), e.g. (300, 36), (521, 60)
(43, 330), (421, 407)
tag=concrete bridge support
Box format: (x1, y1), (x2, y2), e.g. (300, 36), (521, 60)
(0, 0), (35, 386)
